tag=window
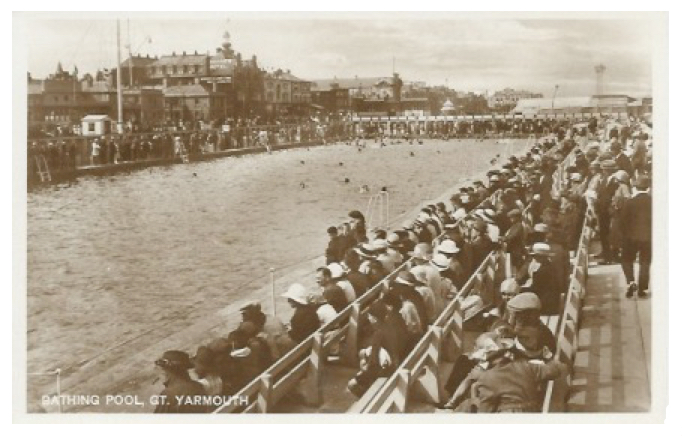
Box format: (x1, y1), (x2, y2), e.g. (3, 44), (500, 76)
(193, 65), (199, 74)
(162, 66), (167, 75)
(183, 66), (188, 74)
(64, 95), (69, 102)
(195, 98), (200, 105)
(88, 122), (95, 132)
(172, 66), (177, 74)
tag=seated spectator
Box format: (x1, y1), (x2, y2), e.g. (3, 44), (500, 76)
(347, 293), (409, 398)
(482, 277), (521, 326)
(446, 328), (565, 413)
(516, 243), (562, 315)
(493, 292), (556, 356)
(281, 283), (321, 343)
(328, 262), (357, 304)
(469, 219), (495, 269)
(316, 267), (349, 313)
(411, 268), (439, 322)
(430, 253), (458, 302)
(343, 250), (370, 297)
(385, 232), (406, 266)
(412, 217), (433, 244)
(240, 302), (286, 360)
(436, 239), (468, 290)
(191, 346), (224, 397)
(153, 350), (208, 413)
(373, 239), (397, 272)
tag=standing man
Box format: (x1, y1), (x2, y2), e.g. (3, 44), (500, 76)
(620, 176), (652, 298)
(596, 160), (619, 264)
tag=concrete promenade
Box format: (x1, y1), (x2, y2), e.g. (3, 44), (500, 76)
(567, 262), (651, 412)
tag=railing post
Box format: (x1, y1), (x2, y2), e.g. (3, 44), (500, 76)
(256, 373), (272, 413)
(342, 303), (361, 367)
(270, 267), (277, 317)
(302, 332), (324, 406)
(55, 368), (62, 413)
(393, 368), (411, 413)
(413, 327), (443, 405)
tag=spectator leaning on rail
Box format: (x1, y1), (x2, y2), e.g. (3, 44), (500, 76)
(620, 176), (652, 298)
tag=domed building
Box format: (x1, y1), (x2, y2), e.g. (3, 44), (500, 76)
(441, 98), (455, 115)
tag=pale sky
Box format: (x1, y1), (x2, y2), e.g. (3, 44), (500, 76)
(23, 13), (654, 97)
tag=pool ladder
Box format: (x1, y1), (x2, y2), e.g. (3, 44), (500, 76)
(365, 189), (389, 232)
(34, 155), (51, 182)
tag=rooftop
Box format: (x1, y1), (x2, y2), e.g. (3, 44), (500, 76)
(163, 84), (213, 97)
(267, 71), (308, 82)
(312, 77), (393, 91)
(152, 54), (209, 67)
(121, 56), (157, 68)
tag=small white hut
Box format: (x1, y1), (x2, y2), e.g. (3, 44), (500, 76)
(81, 115), (113, 137)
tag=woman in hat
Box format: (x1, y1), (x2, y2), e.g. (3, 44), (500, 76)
(516, 243), (562, 315)
(154, 350), (208, 413)
(281, 284), (321, 344)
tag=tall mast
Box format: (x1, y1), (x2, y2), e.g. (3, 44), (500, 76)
(127, 19), (133, 88)
(116, 19), (123, 133)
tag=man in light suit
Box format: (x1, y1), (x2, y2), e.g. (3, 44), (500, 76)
(620, 176), (652, 298)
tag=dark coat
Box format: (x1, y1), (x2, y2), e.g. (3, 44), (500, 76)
(620, 192), (652, 243)
(289, 305), (321, 343)
(614, 153), (634, 177)
(325, 236), (347, 265)
(369, 311), (410, 370)
(154, 374), (209, 413)
(322, 283), (349, 313)
(471, 235), (495, 269)
(347, 270), (371, 296)
(517, 259), (562, 315)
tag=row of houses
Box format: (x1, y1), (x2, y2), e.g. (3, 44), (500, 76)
(28, 49), (314, 131)
(27, 43), (652, 133)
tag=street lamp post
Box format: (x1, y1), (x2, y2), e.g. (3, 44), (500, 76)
(551, 84), (559, 113)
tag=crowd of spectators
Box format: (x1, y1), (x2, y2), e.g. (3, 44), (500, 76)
(153, 116), (656, 413)
(36, 114), (649, 413)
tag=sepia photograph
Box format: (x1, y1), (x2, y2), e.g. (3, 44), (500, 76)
(12, 10), (669, 423)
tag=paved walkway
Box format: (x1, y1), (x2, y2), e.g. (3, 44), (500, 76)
(567, 262), (651, 412)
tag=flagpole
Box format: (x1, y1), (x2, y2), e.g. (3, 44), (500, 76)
(116, 19), (124, 134)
